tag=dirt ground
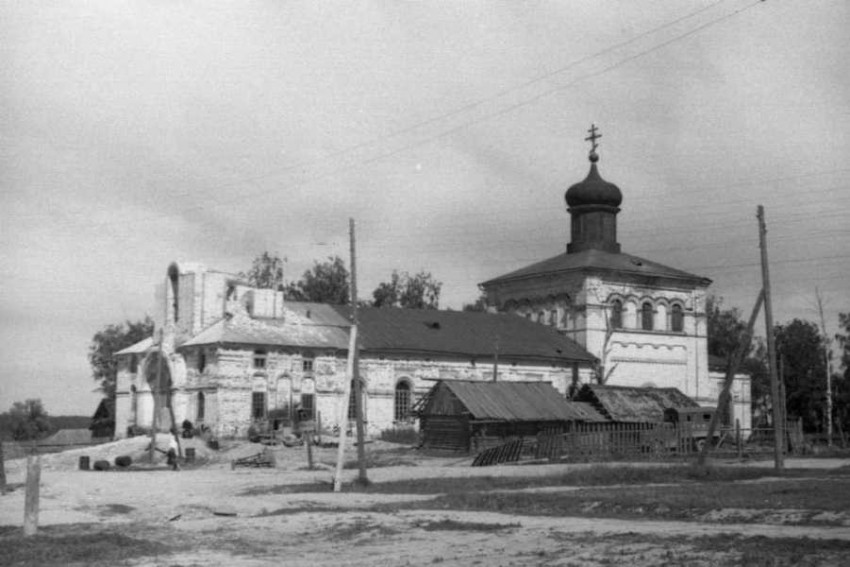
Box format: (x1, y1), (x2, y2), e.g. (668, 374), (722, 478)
(2, 436), (850, 566)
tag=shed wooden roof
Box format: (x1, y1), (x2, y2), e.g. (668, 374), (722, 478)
(575, 383), (700, 423)
(421, 380), (606, 422)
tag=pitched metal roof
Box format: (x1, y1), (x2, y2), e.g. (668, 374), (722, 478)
(179, 303), (596, 365)
(481, 248), (711, 287)
(180, 309), (350, 350)
(429, 380), (607, 422)
(39, 429), (93, 446)
(576, 383), (700, 423)
(354, 306), (596, 363)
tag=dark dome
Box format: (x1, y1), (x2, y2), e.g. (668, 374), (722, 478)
(565, 159), (622, 208)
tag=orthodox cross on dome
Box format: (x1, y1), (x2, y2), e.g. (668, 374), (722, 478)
(585, 123), (601, 161)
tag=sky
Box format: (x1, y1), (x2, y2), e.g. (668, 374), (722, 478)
(1, 0), (848, 416)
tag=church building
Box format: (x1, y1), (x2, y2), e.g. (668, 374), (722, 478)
(480, 126), (750, 429)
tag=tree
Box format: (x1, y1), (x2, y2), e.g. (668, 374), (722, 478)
(241, 251), (285, 290)
(775, 318), (829, 433)
(291, 256), (351, 304)
(462, 292), (489, 312)
(89, 317), (154, 399)
(371, 270), (442, 309)
(833, 312), (850, 439)
(706, 295), (748, 360)
(9, 399), (51, 441)
(706, 295), (769, 418)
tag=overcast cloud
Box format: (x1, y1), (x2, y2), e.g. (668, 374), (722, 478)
(1, 1), (848, 414)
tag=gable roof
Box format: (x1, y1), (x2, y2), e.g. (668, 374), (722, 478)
(423, 380), (607, 422)
(179, 303), (596, 365)
(575, 383), (700, 423)
(481, 248), (711, 288)
(354, 306), (595, 364)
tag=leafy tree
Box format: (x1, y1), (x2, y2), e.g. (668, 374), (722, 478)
(706, 295), (769, 417)
(9, 399), (51, 441)
(706, 295), (748, 360)
(89, 317), (154, 399)
(371, 270), (442, 309)
(775, 318), (829, 433)
(291, 256), (350, 304)
(833, 312), (850, 438)
(241, 251), (285, 290)
(462, 292), (489, 312)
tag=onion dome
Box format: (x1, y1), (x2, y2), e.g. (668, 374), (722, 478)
(565, 153), (622, 209)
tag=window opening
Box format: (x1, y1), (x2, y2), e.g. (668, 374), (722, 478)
(610, 300), (623, 329)
(641, 302), (654, 331)
(302, 356), (314, 373)
(197, 392), (205, 422)
(671, 304), (684, 332)
(394, 381), (412, 422)
(347, 380), (358, 420)
(198, 351), (206, 373)
(300, 393), (315, 420)
(251, 392), (267, 420)
(253, 349), (267, 369)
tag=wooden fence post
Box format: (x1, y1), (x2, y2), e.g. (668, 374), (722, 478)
(23, 454), (41, 537)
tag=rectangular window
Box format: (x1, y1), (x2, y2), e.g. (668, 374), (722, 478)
(197, 351), (206, 373)
(253, 349), (267, 369)
(129, 355), (138, 373)
(300, 393), (315, 420)
(252, 392), (267, 420)
(302, 357), (314, 373)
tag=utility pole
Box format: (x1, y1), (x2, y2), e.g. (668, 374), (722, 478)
(757, 205), (784, 471)
(350, 219), (368, 486)
(333, 218), (368, 491)
(815, 288), (833, 446)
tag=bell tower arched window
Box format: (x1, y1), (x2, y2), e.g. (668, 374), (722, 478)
(610, 299), (623, 329)
(671, 304), (684, 332)
(641, 301), (654, 331)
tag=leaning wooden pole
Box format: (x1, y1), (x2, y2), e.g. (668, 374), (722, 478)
(697, 289), (764, 466)
(757, 205), (784, 471)
(333, 324), (357, 492)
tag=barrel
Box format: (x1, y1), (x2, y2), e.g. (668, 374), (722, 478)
(184, 447), (196, 462)
(79, 456), (90, 470)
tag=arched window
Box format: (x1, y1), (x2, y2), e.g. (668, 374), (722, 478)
(641, 301), (654, 331)
(395, 381), (412, 422)
(197, 392), (205, 422)
(610, 300), (623, 329)
(671, 304), (684, 332)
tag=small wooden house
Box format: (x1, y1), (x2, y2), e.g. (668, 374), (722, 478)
(416, 380), (606, 452)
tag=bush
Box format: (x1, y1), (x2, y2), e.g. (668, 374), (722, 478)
(93, 460), (111, 471)
(380, 425), (419, 445)
(114, 455), (132, 468)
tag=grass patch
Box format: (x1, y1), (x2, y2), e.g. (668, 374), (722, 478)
(0, 525), (171, 566)
(418, 519), (520, 532)
(243, 463), (836, 497)
(381, 476), (850, 522)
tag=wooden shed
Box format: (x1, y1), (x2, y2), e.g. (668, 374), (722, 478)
(415, 380), (605, 452)
(573, 383), (701, 424)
